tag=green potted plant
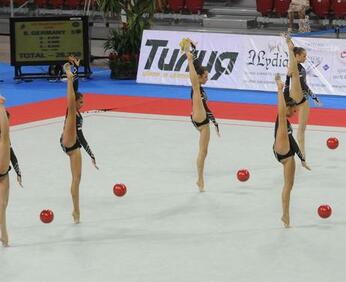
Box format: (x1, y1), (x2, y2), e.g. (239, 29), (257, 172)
(97, 0), (155, 79)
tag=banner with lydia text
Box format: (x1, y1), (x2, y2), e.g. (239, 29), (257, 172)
(137, 30), (346, 96)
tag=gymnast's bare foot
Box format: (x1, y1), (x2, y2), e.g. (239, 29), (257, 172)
(72, 211), (80, 224)
(196, 179), (205, 192)
(281, 31), (291, 40)
(281, 215), (290, 228)
(282, 32), (294, 50)
(275, 73), (281, 82)
(275, 73), (284, 90)
(0, 234), (9, 247)
(179, 38), (191, 53)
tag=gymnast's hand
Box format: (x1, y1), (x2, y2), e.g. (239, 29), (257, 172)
(313, 98), (323, 107)
(17, 175), (23, 187)
(186, 38), (197, 48)
(185, 51), (193, 61)
(301, 161), (311, 171)
(92, 159), (99, 170)
(215, 125), (221, 137)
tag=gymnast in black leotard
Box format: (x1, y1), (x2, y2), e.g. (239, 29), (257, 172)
(181, 38), (220, 192)
(0, 97), (12, 247)
(273, 73), (310, 229)
(283, 34), (322, 161)
(60, 62), (98, 224)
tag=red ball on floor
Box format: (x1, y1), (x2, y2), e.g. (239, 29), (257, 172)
(113, 183), (127, 197)
(327, 137), (339, 149)
(237, 169), (250, 182)
(40, 209), (54, 223)
(318, 205), (332, 219)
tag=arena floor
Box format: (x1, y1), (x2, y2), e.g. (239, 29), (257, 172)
(1, 111), (346, 282)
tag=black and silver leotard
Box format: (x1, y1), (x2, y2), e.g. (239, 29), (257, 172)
(273, 116), (305, 162)
(190, 87), (219, 131)
(60, 111), (95, 160)
(284, 63), (320, 105)
(0, 147), (21, 178)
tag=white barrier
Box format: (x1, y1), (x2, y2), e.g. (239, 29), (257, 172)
(137, 30), (346, 96)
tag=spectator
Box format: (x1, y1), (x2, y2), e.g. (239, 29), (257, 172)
(155, 0), (167, 12)
(288, 0), (310, 33)
(48, 64), (63, 82)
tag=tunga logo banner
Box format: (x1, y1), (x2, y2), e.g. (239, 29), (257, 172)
(137, 30), (243, 89)
(142, 39), (238, 81)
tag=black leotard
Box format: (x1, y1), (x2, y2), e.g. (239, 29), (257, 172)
(190, 87), (219, 131)
(273, 116), (305, 162)
(60, 111), (95, 160)
(0, 147), (20, 178)
(284, 63), (320, 105)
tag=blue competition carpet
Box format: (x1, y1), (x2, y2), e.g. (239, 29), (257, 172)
(1, 63), (346, 109)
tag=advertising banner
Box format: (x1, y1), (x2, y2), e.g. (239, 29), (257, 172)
(137, 30), (346, 96)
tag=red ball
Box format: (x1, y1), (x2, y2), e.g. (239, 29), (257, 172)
(237, 169), (250, 182)
(318, 205), (332, 219)
(40, 209), (54, 224)
(113, 183), (127, 197)
(327, 137), (339, 149)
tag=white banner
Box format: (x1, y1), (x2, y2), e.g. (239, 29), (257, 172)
(137, 30), (346, 96)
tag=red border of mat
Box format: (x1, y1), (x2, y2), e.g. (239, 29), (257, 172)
(7, 94), (346, 127)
